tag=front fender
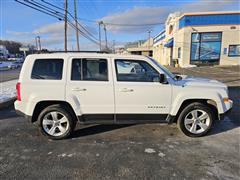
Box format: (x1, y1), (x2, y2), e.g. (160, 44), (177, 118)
(170, 91), (225, 116)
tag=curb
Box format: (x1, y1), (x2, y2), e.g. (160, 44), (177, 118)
(0, 97), (16, 109)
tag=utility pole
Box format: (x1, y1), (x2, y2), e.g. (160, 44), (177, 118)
(147, 30), (152, 49)
(74, 0), (80, 51)
(98, 21), (103, 51)
(103, 24), (108, 49)
(64, 0), (68, 52)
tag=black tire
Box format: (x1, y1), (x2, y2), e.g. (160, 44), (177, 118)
(177, 102), (214, 137)
(37, 104), (76, 140)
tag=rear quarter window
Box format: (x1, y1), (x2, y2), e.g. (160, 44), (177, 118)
(31, 59), (64, 80)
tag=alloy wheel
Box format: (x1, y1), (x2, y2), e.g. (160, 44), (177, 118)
(184, 109), (211, 134)
(42, 111), (69, 137)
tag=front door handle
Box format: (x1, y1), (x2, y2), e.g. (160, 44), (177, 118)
(120, 88), (134, 92)
(72, 88), (87, 91)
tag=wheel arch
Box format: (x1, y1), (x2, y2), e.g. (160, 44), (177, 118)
(172, 99), (218, 123)
(32, 100), (78, 123)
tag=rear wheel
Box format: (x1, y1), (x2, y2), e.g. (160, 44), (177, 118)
(177, 102), (214, 137)
(37, 105), (75, 140)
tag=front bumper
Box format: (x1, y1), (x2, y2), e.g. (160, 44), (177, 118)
(219, 100), (233, 120)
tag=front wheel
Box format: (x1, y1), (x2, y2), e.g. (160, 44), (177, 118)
(177, 102), (214, 137)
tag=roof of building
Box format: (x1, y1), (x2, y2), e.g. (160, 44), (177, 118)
(180, 11), (240, 18)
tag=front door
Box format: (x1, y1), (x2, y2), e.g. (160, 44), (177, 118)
(113, 59), (172, 123)
(66, 57), (114, 122)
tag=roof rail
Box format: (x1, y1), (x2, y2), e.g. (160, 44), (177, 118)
(36, 50), (110, 54)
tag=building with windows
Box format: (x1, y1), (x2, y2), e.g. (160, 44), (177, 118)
(127, 38), (153, 57)
(153, 11), (240, 67)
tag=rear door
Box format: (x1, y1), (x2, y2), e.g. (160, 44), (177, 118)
(66, 57), (115, 123)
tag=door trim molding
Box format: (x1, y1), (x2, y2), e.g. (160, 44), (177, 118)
(78, 114), (169, 124)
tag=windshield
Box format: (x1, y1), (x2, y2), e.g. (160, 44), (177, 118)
(148, 57), (176, 80)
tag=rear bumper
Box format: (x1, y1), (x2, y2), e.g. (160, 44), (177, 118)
(14, 100), (32, 123)
(15, 109), (32, 123)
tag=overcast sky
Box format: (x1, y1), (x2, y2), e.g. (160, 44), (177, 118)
(1, 0), (239, 50)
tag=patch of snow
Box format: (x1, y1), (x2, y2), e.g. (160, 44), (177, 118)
(58, 153), (66, 157)
(0, 80), (17, 103)
(48, 152), (53, 155)
(96, 153), (100, 157)
(158, 151), (166, 158)
(168, 145), (174, 148)
(181, 64), (197, 68)
(144, 148), (156, 153)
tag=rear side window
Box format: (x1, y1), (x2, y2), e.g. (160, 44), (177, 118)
(31, 59), (63, 80)
(71, 58), (108, 81)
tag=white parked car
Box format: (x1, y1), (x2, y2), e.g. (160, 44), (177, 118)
(14, 53), (233, 139)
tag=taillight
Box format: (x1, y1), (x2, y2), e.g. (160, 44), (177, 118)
(16, 82), (21, 101)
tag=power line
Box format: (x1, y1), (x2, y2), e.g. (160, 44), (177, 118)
(15, 0), (100, 45)
(15, 0), (63, 20)
(40, 0), (99, 41)
(104, 22), (165, 26)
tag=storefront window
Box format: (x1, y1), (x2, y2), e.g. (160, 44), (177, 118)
(228, 45), (240, 57)
(178, 47), (181, 58)
(190, 32), (222, 63)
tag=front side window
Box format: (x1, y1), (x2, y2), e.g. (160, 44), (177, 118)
(228, 45), (240, 57)
(190, 32), (222, 63)
(115, 59), (159, 82)
(31, 59), (63, 80)
(71, 58), (108, 81)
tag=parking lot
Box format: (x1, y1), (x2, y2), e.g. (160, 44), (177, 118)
(0, 66), (239, 179)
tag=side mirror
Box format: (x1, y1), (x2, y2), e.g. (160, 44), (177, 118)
(159, 74), (168, 84)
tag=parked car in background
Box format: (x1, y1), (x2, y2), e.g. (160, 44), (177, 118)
(15, 53), (233, 140)
(12, 61), (23, 68)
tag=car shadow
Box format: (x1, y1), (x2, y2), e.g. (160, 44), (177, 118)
(71, 124), (134, 138)
(0, 105), (18, 120)
(207, 119), (240, 137)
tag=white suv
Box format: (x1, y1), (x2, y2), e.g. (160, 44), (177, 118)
(14, 53), (233, 139)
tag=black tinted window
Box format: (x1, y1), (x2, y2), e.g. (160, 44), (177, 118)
(71, 59), (82, 80)
(71, 58), (108, 81)
(115, 60), (159, 82)
(31, 59), (63, 80)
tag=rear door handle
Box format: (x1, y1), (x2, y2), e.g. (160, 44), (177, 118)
(120, 88), (134, 92)
(72, 88), (87, 91)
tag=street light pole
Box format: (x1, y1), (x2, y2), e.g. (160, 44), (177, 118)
(64, 0), (68, 52)
(74, 0), (80, 51)
(147, 30), (152, 49)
